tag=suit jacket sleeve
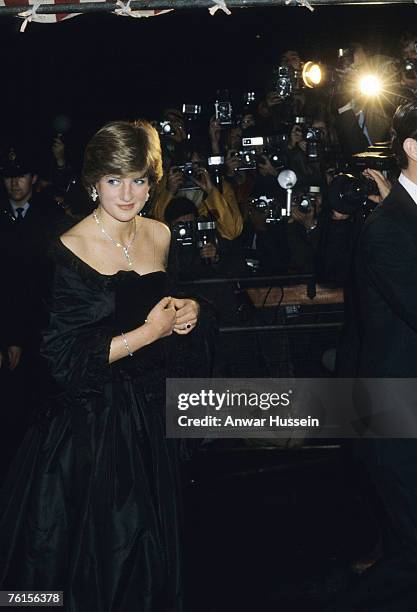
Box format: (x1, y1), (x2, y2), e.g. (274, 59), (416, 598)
(360, 213), (417, 332)
(334, 107), (369, 156)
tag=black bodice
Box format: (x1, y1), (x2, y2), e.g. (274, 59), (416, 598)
(113, 270), (170, 371)
(113, 270), (168, 332)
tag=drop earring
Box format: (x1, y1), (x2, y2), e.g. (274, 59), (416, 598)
(139, 192), (150, 216)
(91, 187), (98, 202)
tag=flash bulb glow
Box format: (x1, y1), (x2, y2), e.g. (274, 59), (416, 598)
(278, 170), (297, 190)
(359, 74), (382, 96)
(302, 61), (323, 88)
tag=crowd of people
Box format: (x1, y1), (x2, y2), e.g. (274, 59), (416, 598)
(3, 41), (414, 277)
(1, 34), (414, 465)
(1, 32), (417, 612)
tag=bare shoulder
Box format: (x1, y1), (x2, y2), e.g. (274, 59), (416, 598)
(59, 215), (94, 256)
(140, 217), (171, 246)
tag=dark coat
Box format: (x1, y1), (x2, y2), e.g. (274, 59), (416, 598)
(356, 180), (417, 377)
(0, 253), (25, 349)
(0, 193), (64, 350)
(329, 180), (417, 612)
(0, 193), (64, 259)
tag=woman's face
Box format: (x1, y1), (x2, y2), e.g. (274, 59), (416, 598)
(96, 172), (149, 220)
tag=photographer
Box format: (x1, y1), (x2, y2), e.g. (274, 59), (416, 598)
(257, 49), (313, 133)
(317, 170), (392, 376)
(286, 184), (323, 274)
(287, 112), (338, 189)
(239, 192), (290, 276)
(160, 107), (188, 146)
(223, 129), (292, 221)
(165, 197), (219, 277)
(287, 121), (321, 187)
(151, 151), (243, 241)
(154, 107), (189, 175)
(319, 169), (391, 283)
(223, 148), (257, 216)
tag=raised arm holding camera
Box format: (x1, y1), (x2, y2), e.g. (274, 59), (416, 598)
(151, 146), (243, 241)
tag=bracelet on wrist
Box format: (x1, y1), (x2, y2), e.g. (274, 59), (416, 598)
(121, 331), (133, 357)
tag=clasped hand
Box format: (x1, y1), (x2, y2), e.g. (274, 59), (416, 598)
(145, 296), (199, 338)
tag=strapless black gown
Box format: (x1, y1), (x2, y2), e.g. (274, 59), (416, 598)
(0, 241), (195, 612)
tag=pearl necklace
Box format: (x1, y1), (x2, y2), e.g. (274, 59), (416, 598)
(93, 209), (137, 267)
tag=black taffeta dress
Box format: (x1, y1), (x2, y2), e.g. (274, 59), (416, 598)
(0, 240), (186, 612)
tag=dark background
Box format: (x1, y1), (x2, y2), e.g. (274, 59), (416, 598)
(0, 9), (394, 608)
(0, 4), (415, 160)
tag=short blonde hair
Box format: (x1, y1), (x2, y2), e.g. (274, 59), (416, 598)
(82, 120), (163, 193)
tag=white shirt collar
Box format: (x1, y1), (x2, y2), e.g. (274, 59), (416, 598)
(399, 173), (417, 206)
(9, 200), (30, 217)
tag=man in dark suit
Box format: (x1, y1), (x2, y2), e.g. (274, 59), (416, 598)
(0, 148), (62, 359)
(0, 148), (63, 470)
(0, 147), (64, 258)
(328, 102), (417, 611)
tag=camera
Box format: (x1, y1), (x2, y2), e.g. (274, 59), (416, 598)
(172, 221), (195, 247)
(215, 101), (233, 126)
(182, 104), (202, 116)
(304, 127), (323, 161)
(403, 59), (417, 79)
(158, 121), (175, 136)
(263, 134), (288, 169)
(242, 136), (264, 147)
(236, 135), (288, 172)
(272, 66), (293, 99)
(207, 155), (224, 187)
(240, 136), (264, 170)
(197, 218), (218, 264)
(176, 162), (194, 178)
(350, 151), (396, 173)
(292, 119), (323, 161)
(272, 65), (305, 99)
(207, 156), (224, 167)
(233, 149), (258, 172)
(175, 162), (203, 191)
(297, 185), (321, 214)
(215, 90), (233, 126)
(250, 194), (281, 224)
(337, 47), (355, 72)
(328, 173), (378, 217)
(276, 66), (292, 98)
(243, 92), (256, 106)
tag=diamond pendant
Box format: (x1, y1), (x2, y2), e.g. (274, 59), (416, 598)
(123, 247), (133, 267)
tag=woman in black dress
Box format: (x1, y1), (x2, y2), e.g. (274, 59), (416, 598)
(0, 120), (200, 611)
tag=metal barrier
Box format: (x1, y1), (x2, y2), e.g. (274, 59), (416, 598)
(179, 275), (344, 377)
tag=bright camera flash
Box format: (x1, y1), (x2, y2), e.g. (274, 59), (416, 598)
(302, 61), (323, 88)
(359, 74), (382, 96)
